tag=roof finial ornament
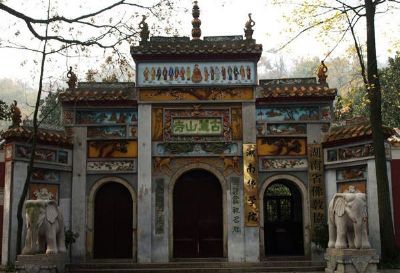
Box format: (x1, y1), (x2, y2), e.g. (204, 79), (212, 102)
(9, 100), (22, 128)
(139, 15), (150, 43)
(67, 66), (77, 89)
(191, 1), (201, 40)
(244, 13), (255, 40)
(317, 60), (328, 84)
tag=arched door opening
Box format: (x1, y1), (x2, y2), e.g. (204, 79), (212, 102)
(94, 182), (133, 258)
(173, 169), (223, 258)
(264, 180), (304, 256)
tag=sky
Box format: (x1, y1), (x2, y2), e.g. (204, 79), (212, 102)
(0, 0), (399, 89)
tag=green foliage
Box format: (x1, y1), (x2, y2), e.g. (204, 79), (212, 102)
(380, 54), (400, 128)
(0, 100), (11, 121)
(65, 229), (79, 249)
(334, 53), (400, 128)
(313, 222), (329, 249)
(39, 90), (61, 126)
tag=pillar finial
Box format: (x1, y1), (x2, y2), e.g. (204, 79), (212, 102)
(317, 60), (328, 84)
(139, 15), (150, 43)
(191, 1), (201, 40)
(244, 13), (255, 40)
(67, 66), (77, 89)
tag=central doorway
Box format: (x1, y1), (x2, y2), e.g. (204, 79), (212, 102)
(264, 180), (304, 256)
(173, 169), (223, 258)
(94, 182), (133, 258)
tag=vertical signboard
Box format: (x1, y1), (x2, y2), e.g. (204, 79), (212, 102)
(308, 144), (325, 235)
(230, 177), (242, 233)
(243, 144), (259, 226)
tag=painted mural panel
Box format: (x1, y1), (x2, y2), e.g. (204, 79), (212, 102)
(338, 181), (366, 193)
(87, 160), (136, 172)
(28, 183), (58, 201)
(243, 144), (259, 227)
(320, 106), (331, 121)
(231, 107), (242, 140)
(152, 108), (164, 141)
(15, 145), (57, 162)
(256, 107), (319, 122)
(139, 87), (253, 101)
(328, 142), (390, 162)
(87, 140), (137, 158)
(155, 142), (240, 156)
(87, 126), (126, 138)
(257, 138), (306, 156)
(164, 108), (231, 142)
(336, 166), (367, 181)
(338, 144), (374, 161)
(76, 110), (137, 124)
(137, 62), (256, 86)
(31, 169), (60, 183)
(264, 123), (307, 136)
(260, 158), (308, 171)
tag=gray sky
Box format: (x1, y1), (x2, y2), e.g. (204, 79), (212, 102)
(0, 0), (399, 88)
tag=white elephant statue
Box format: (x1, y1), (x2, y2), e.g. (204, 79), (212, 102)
(22, 200), (66, 255)
(327, 192), (371, 249)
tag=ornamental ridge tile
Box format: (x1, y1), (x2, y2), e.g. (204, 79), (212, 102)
(2, 126), (72, 146)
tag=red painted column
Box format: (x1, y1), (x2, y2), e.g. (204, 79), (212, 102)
(391, 160), (400, 248)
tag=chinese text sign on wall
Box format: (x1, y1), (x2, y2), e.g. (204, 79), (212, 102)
(307, 144), (326, 238)
(243, 144), (259, 227)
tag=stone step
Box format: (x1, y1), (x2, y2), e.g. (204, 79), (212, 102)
(66, 260), (326, 273)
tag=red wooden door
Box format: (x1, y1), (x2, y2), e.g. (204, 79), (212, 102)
(173, 170), (223, 258)
(94, 182), (133, 258)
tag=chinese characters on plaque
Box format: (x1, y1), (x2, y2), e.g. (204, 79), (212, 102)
(307, 144), (326, 234)
(172, 118), (223, 135)
(243, 144), (259, 226)
(230, 178), (241, 233)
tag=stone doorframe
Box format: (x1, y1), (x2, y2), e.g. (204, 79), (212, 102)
(168, 163), (228, 260)
(87, 177), (137, 259)
(259, 174), (311, 258)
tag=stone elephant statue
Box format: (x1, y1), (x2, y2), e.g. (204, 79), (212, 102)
(22, 200), (66, 255)
(327, 192), (371, 249)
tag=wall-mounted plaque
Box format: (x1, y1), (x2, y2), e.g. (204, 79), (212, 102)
(137, 62), (256, 87)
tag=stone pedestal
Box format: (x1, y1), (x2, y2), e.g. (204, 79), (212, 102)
(325, 248), (379, 273)
(15, 253), (67, 273)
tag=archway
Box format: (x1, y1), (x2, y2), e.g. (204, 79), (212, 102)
(263, 180), (304, 256)
(173, 169), (223, 258)
(93, 182), (133, 258)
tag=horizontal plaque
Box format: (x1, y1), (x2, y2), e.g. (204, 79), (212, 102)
(172, 118), (223, 136)
(137, 62), (256, 87)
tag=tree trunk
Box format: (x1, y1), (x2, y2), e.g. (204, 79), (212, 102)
(365, 0), (398, 261)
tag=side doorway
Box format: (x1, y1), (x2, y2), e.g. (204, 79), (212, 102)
(263, 180), (304, 256)
(93, 182), (134, 259)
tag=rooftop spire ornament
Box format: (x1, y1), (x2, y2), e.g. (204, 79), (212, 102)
(244, 13), (255, 40)
(66, 67), (77, 89)
(9, 100), (21, 128)
(139, 15), (150, 43)
(317, 61), (328, 84)
(191, 1), (201, 40)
